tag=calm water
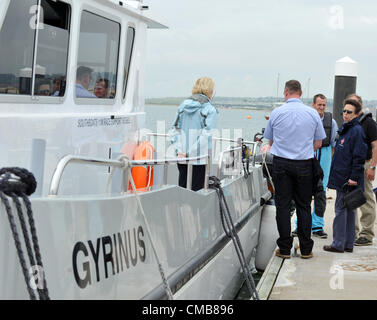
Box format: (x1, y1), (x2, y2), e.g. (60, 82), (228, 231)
(145, 104), (270, 142)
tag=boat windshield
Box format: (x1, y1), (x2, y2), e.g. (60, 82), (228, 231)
(0, 0), (70, 97)
(76, 11), (120, 100)
(123, 26), (135, 100)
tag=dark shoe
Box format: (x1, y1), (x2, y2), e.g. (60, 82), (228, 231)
(312, 230), (328, 239)
(275, 249), (290, 259)
(344, 248), (353, 253)
(291, 229), (298, 237)
(323, 245), (344, 253)
(354, 237), (373, 246)
(301, 252), (313, 259)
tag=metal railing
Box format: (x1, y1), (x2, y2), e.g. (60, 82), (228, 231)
(147, 133), (260, 156)
(146, 133), (261, 177)
(212, 137), (260, 158)
(217, 146), (242, 178)
(48, 154), (210, 196)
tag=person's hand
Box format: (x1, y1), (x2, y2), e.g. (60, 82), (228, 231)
(366, 168), (376, 181)
(177, 152), (187, 158)
(348, 179), (357, 186)
(261, 144), (271, 154)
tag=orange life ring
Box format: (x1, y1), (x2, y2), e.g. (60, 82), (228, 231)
(130, 141), (155, 192)
(120, 141), (138, 159)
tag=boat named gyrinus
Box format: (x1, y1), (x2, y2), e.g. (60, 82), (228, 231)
(0, 0), (271, 300)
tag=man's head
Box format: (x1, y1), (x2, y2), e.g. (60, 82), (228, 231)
(284, 80), (302, 101)
(312, 94), (327, 117)
(76, 66), (93, 89)
(94, 78), (110, 98)
(53, 78), (61, 92)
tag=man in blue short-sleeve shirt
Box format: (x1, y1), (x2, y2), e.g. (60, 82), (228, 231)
(264, 80), (326, 259)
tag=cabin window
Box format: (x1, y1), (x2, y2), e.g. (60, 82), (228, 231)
(76, 11), (120, 99)
(123, 26), (135, 100)
(0, 0), (70, 97)
(34, 0), (70, 97)
(0, 0), (37, 95)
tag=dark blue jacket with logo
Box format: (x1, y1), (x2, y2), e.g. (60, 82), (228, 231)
(327, 118), (367, 191)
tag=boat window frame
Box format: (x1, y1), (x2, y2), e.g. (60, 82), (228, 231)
(122, 23), (136, 104)
(74, 6), (122, 106)
(0, 0), (72, 104)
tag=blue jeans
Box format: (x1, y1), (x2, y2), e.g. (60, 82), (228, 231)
(332, 190), (356, 250)
(273, 156), (314, 255)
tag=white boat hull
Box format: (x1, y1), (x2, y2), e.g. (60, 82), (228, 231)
(0, 166), (269, 300)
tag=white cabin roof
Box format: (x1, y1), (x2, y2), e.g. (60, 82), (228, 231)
(97, 0), (168, 29)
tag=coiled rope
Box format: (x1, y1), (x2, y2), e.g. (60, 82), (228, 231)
(0, 168), (49, 300)
(209, 176), (259, 300)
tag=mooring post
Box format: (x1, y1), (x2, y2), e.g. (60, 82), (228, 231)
(333, 56), (358, 127)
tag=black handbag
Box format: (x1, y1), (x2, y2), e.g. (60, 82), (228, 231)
(342, 183), (367, 211)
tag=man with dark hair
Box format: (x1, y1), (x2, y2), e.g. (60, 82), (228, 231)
(347, 94), (377, 246)
(292, 94), (338, 239)
(264, 80), (326, 259)
(76, 66), (96, 98)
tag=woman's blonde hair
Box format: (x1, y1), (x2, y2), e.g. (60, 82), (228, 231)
(191, 77), (215, 99)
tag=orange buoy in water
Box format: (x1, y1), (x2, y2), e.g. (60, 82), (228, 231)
(247, 115), (251, 119)
(130, 141), (155, 192)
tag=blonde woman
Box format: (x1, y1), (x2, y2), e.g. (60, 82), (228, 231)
(170, 77), (218, 191)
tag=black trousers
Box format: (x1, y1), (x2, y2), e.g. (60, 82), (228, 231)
(177, 164), (206, 191)
(272, 156), (314, 255)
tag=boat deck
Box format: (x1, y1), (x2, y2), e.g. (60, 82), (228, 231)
(257, 188), (377, 300)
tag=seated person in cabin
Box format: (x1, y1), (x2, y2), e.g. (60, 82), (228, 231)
(52, 77), (66, 96)
(94, 78), (110, 98)
(76, 66), (96, 98)
(37, 82), (51, 96)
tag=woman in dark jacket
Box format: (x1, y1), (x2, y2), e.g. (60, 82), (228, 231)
(324, 99), (367, 253)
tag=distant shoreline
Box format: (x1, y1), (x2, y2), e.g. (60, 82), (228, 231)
(145, 97), (377, 113)
(145, 102), (273, 111)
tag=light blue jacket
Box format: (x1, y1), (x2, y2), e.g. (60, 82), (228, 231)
(170, 94), (218, 164)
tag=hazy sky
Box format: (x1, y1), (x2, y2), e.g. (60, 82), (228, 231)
(144, 0), (377, 100)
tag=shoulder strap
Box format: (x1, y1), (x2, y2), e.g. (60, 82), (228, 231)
(174, 108), (185, 129)
(321, 112), (332, 147)
(359, 113), (368, 124)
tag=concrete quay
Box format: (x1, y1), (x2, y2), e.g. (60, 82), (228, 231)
(257, 188), (377, 300)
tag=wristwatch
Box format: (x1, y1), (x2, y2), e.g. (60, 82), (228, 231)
(370, 166), (376, 170)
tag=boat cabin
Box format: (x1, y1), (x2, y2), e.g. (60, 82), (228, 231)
(0, 0), (166, 196)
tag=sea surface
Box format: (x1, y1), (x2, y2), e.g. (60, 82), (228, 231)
(145, 104), (271, 143)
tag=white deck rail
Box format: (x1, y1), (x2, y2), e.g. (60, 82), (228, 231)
(48, 154), (210, 196)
